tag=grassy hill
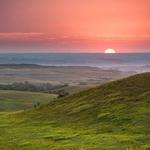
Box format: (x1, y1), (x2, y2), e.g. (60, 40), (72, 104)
(0, 73), (150, 150)
(0, 90), (57, 111)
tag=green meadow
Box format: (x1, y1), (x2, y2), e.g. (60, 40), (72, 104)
(0, 90), (57, 111)
(0, 73), (149, 150)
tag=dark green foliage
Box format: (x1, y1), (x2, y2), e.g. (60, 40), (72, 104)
(0, 82), (68, 93)
(57, 89), (69, 98)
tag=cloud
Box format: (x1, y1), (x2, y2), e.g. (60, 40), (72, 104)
(0, 32), (45, 40)
(0, 32), (149, 53)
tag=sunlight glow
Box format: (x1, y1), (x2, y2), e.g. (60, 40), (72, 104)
(104, 48), (116, 54)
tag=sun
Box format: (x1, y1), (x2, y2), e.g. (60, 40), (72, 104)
(104, 48), (116, 54)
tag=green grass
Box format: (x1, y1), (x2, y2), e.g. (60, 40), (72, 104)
(0, 90), (57, 111)
(0, 73), (149, 150)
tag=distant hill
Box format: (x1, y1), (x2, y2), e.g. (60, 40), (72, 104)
(0, 73), (149, 150)
(0, 64), (134, 84)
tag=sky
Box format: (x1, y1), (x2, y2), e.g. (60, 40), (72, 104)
(0, 0), (150, 53)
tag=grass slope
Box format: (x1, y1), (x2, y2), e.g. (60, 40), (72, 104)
(0, 90), (57, 111)
(0, 73), (150, 150)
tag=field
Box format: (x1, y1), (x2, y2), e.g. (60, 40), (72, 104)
(0, 90), (57, 111)
(0, 73), (149, 150)
(0, 64), (133, 85)
(0, 64), (134, 95)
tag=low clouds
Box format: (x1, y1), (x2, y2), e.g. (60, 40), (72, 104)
(0, 32), (149, 53)
(0, 33), (44, 40)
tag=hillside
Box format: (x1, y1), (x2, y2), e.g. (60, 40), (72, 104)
(0, 90), (57, 111)
(0, 73), (150, 150)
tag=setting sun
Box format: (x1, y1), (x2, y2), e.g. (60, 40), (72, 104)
(104, 48), (116, 54)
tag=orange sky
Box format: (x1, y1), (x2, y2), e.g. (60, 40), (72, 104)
(0, 0), (150, 52)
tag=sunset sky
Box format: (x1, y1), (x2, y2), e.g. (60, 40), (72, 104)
(0, 0), (150, 53)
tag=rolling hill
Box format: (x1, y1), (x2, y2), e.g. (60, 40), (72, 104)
(0, 90), (57, 111)
(0, 73), (149, 150)
(0, 64), (133, 84)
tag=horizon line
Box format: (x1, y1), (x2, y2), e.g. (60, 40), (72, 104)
(0, 52), (149, 54)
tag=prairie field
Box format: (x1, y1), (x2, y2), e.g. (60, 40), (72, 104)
(0, 73), (149, 150)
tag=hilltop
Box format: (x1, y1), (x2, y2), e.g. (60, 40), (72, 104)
(0, 73), (149, 150)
